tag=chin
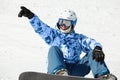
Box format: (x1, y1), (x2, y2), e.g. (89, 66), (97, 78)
(60, 27), (72, 34)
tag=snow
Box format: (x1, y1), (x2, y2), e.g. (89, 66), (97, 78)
(0, 0), (120, 80)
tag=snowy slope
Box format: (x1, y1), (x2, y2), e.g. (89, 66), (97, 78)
(0, 0), (120, 80)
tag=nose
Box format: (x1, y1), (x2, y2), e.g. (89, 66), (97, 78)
(60, 25), (68, 30)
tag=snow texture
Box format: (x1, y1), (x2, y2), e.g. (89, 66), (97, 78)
(0, 0), (120, 80)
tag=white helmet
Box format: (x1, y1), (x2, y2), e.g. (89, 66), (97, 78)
(59, 9), (77, 26)
(56, 9), (77, 33)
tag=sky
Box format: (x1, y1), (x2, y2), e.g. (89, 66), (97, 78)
(0, 0), (120, 80)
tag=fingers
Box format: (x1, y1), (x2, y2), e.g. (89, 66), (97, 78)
(18, 10), (23, 17)
(18, 6), (27, 17)
(21, 6), (27, 10)
(92, 52), (105, 62)
(18, 6), (25, 17)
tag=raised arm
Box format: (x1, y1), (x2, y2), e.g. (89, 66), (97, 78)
(18, 6), (57, 45)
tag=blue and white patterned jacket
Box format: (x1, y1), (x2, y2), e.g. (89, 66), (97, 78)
(29, 15), (102, 63)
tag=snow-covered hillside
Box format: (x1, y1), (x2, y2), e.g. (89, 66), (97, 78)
(0, 0), (120, 80)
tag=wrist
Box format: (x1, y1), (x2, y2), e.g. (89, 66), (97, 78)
(94, 46), (102, 50)
(28, 13), (34, 19)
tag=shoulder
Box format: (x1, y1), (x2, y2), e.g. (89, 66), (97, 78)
(75, 33), (87, 39)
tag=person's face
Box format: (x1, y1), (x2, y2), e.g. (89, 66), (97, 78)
(58, 19), (72, 30)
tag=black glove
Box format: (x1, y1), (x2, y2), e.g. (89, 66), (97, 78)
(18, 6), (34, 19)
(92, 46), (105, 62)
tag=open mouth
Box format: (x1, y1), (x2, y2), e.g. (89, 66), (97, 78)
(60, 25), (70, 30)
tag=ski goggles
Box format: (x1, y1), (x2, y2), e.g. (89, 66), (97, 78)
(58, 19), (72, 28)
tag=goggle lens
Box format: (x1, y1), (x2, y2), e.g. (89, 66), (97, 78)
(58, 19), (72, 28)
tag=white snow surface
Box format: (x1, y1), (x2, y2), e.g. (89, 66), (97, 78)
(0, 0), (120, 80)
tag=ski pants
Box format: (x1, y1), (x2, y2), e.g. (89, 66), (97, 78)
(47, 46), (110, 78)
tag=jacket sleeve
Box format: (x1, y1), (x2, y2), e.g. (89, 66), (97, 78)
(29, 15), (56, 45)
(80, 34), (102, 53)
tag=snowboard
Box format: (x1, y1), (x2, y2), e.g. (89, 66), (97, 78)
(19, 71), (102, 80)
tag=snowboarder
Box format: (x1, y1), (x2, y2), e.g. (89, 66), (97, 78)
(18, 6), (117, 80)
